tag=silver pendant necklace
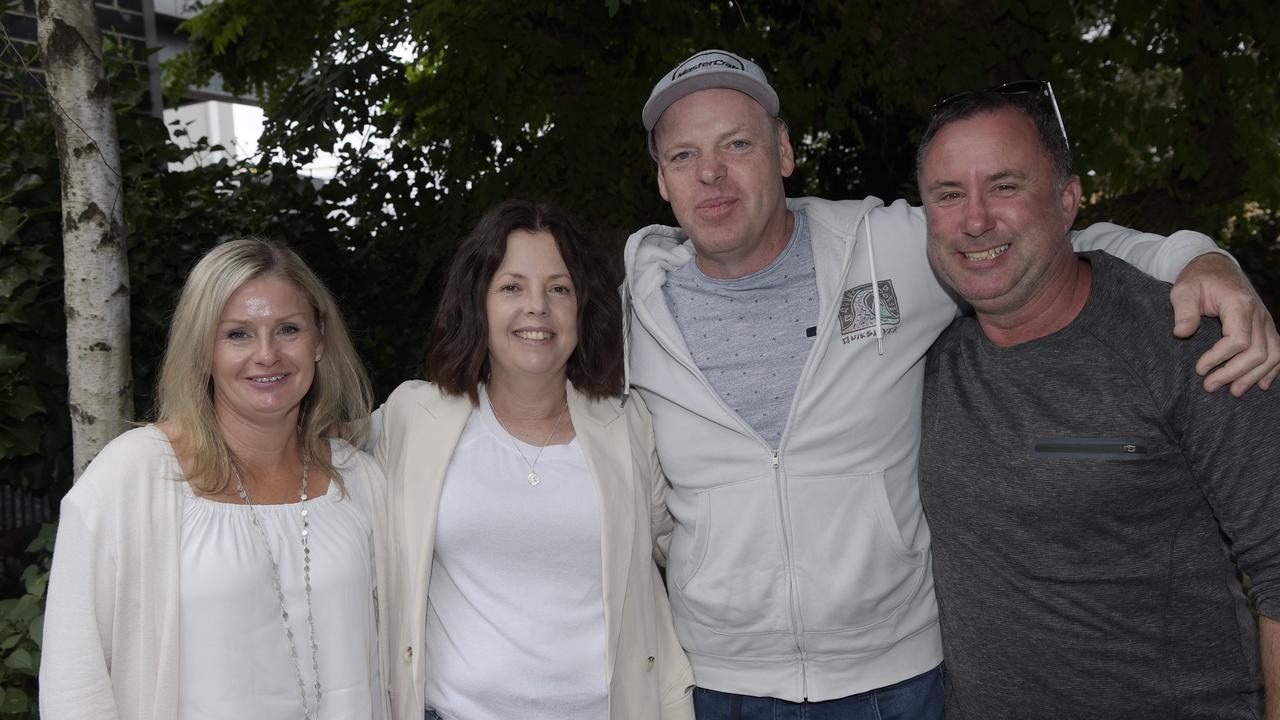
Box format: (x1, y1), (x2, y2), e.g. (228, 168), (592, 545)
(234, 455), (321, 720)
(490, 397), (569, 486)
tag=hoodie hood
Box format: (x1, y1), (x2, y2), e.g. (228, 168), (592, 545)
(623, 222), (696, 305)
(621, 222), (696, 403)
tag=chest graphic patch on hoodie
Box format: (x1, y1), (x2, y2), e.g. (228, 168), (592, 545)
(840, 279), (901, 342)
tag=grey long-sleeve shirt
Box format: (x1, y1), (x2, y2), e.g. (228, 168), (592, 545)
(920, 251), (1279, 720)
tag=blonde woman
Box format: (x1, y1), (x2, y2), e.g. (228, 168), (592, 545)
(40, 239), (389, 720)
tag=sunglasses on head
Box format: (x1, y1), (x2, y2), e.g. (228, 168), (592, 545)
(935, 80), (1069, 148)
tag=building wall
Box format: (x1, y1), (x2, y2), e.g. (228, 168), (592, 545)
(1, 0), (161, 115)
(1, 0), (265, 166)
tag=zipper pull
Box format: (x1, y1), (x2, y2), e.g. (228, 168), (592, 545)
(772, 451), (780, 469)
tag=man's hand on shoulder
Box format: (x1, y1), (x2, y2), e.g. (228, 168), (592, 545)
(1170, 253), (1280, 396)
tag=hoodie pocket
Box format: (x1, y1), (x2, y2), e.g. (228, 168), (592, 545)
(670, 475), (791, 635)
(789, 471), (926, 633)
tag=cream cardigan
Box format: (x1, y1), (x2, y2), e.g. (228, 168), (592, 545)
(376, 381), (694, 720)
(38, 426), (392, 720)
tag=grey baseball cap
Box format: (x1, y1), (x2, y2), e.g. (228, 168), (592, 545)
(643, 49), (780, 157)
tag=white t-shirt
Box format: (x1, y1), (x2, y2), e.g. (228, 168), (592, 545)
(423, 388), (608, 720)
(176, 440), (382, 720)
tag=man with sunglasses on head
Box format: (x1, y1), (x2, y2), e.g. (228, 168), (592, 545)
(916, 86), (1279, 719)
(623, 48), (1280, 719)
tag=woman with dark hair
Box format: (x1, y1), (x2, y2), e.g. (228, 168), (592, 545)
(377, 200), (693, 719)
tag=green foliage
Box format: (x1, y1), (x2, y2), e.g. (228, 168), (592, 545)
(0, 42), (72, 500)
(164, 0), (1279, 322)
(0, 41), (215, 499)
(1068, 0), (1280, 235)
(163, 0), (339, 106)
(0, 525), (53, 720)
(1223, 204), (1280, 310)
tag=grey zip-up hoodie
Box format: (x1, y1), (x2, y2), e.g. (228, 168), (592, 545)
(622, 195), (1222, 702)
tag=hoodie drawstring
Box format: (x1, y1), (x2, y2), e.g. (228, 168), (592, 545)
(864, 216), (885, 356)
(621, 279), (633, 407)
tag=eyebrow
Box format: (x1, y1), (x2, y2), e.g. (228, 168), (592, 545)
(660, 122), (761, 151)
(714, 124), (756, 142)
(925, 170), (1027, 194)
(985, 170), (1025, 183)
(493, 272), (573, 281)
(924, 179), (963, 193)
(218, 312), (310, 325)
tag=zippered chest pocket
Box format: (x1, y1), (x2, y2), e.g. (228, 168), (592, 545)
(1031, 436), (1150, 459)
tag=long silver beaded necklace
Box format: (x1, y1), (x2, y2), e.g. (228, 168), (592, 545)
(233, 455), (321, 720)
(490, 397), (569, 486)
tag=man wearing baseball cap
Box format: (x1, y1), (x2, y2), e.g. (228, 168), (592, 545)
(622, 48), (1280, 718)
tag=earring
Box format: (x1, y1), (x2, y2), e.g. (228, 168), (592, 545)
(314, 353), (322, 363)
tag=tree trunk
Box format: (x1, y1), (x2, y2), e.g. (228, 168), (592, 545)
(37, 0), (133, 478)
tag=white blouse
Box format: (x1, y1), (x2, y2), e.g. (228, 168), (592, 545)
(176, 440), (383, 720)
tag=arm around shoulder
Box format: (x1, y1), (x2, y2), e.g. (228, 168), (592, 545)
(1074, 223), (1279, 393)
(1168, 252), (1280, 394)
(1070, 223), (1225, 282)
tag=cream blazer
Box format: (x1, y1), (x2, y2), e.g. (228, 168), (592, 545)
(376, 380), (694, 720)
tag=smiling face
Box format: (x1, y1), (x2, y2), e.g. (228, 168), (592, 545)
(652, 88), (795, 279)
(919, 107), (1082, 321)
(210, 275), (323, 429)
(485, 229), (579, 389)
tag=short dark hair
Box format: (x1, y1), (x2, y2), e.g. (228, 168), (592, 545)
(916, 87), (1075, 185)
(426, 200), (624, 402)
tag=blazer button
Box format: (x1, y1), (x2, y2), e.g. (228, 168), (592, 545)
(646, 656), (655, 671)
(403, 645), (414, 663)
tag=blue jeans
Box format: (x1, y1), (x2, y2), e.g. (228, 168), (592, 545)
(693, 664), (945, 720)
